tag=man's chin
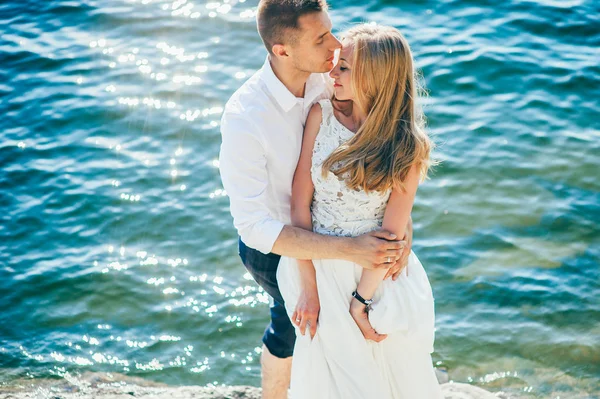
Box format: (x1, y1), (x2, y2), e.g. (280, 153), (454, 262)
(299, 61), (333, 74)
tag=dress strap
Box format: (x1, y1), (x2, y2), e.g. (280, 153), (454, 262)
(317, 99), (334, 127)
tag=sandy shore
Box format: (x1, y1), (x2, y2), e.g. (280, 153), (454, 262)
(0, 383), (519, 399)
(0, 371), (520, 399)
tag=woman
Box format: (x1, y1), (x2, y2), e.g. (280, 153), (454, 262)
(276, 24), (443, 398)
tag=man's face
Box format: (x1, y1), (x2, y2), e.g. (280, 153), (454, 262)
(287, 11), (342, 74)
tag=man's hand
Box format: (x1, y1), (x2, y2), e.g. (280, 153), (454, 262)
(384, 218), (413, 280)
(349, 230), (405, 270)
(292, 283), (320, 339)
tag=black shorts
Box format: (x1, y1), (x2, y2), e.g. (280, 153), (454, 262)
(238, 238), (295, 358)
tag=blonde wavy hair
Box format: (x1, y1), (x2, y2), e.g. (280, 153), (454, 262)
(322, 24), (434, 193)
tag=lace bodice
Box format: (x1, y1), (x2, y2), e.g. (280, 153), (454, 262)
(310, 100), (391, 237)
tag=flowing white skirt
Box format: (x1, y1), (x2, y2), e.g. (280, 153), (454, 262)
(276, 251), (444, 399)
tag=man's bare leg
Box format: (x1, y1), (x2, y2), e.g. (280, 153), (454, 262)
(260, 344), (292, 399)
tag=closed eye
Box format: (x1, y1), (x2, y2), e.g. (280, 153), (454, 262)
(316, 31), (329, 44)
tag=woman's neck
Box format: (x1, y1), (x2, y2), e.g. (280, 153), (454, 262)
(335, 99), (367, 132)
(351, 102), (367, 129)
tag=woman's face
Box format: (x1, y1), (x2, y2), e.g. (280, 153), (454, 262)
(329, 41), (354, 101)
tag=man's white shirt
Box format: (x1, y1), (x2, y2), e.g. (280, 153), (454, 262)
(219, 57), (333, 254)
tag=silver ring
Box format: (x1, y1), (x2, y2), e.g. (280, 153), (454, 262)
(296, 319), (301, 323)
(386, 257), (392, 263)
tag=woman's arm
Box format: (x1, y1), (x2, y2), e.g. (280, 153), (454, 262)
(289, 103), (323, 339)
(290, 104), (320, 248)
(380, 165), (420, 248)
(384, 215), (413, 279)
(353, 164), (421, 300)
(349, 164), (422, 341)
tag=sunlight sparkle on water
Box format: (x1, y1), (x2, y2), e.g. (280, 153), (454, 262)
(147, 277), (165, 286)
(140, 256), (158, 266)
(82, 335), (100, 345)
(173, 75), (202, 85)
(120, 193), (141, 202)
(209, 189), (227, 199)
(167, 258), (187, 266)
(118, 97), (140, 106)
(240, 9), (256, 19)
(158, 335), (181, 342)
(135, 358), (164, 371)
(190, 274), (207, 282)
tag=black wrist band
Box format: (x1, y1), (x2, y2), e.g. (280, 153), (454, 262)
(352, 290), (373, 307)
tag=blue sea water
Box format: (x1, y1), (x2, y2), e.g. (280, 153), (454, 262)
(0, 0), (599, 397)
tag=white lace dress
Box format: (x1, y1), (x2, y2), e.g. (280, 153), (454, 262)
(276, 99), (443, 399)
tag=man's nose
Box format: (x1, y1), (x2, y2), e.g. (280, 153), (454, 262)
(331, 36), (342, 50)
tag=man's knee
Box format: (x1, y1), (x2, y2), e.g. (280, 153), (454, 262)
(262, 325), (295, 359)
(262, 301), (296, 358)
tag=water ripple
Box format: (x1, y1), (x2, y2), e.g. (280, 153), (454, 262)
(0, 0), (598, 397)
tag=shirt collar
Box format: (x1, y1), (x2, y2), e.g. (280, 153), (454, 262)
(260, 56), (325, 112)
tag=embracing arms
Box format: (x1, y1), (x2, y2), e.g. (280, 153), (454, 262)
(219, 110), (404, 268)
(287, 103), (415, 338)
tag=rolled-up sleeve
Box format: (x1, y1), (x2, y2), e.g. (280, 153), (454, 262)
(219, 112), (285, 254)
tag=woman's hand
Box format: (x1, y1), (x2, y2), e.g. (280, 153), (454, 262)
(292, 281), (320, 339)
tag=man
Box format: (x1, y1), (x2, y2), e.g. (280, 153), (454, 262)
(219, 1), (413, 398)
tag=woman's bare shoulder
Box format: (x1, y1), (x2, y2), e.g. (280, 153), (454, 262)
(303, 102), (324, 145)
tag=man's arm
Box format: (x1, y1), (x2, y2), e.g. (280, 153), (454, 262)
(272, 226), (402, 270)
(219, 112), (285, 254)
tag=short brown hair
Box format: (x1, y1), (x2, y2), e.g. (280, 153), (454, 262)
(257, 0), (328, 54)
